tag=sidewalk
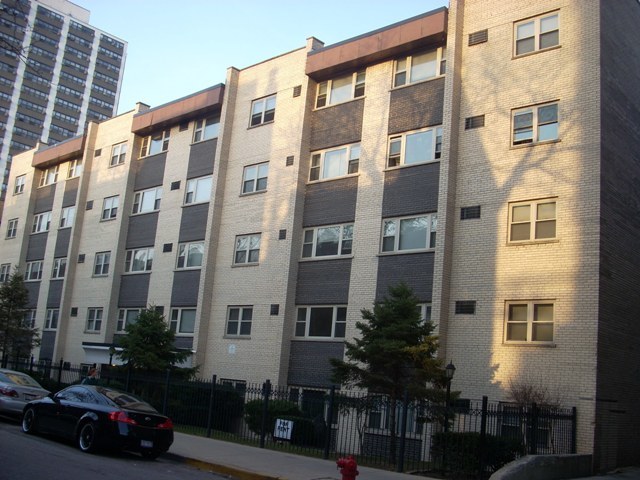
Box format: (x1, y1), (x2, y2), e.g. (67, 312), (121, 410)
(167, 431), (440, 480)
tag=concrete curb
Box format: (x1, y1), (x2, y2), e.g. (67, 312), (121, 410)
(165, 452), (283, 480)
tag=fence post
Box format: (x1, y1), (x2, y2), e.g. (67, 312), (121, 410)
(162, 368), (171, 416)
(529, 403), (538, 455)
(206, 375), (217, 438)
(396, 389), (409, 473)
(260, 379), (271, 448)
(29, 355), (34, 374)
(57, 358), (63, 388)
(571, 406), (577, 454)
(125, 362), (131, 391)
(479, 396), (488, 479)
(323, 385), (335, 460)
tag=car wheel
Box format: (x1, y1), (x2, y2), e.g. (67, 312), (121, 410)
(140, 449), (161, 460)
(78, 422), (98, 453)
(22, 408), (37, 434)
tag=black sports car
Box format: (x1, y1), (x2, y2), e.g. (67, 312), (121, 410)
(21, 384), (173, 459)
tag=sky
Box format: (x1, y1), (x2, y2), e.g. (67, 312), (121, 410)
(73, 0), (448, 114)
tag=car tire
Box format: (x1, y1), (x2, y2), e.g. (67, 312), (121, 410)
(78, 422), (98, 453)
(22, 408), (37, 434)
(140, 449), (161, 460)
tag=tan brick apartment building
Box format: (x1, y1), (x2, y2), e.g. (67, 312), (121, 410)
(1, 0), (639, 471)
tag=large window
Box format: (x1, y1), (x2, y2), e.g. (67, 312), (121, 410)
(388, 127), (442, 168)
(94, 251), (110, 276)
(234, 234), (260, 265)
(117, 308), (141, 331)
(302, 224), (353, 258)
(514, 12), (559, 56)
(110, 142), (127, 166)
(170, 308), (196, 334)
(86, 308), (103, 332)
(226, 306), (252, 336)
(193, 116), (220, 142)
(6, 218), (18, 238)
(125, 247), (154, 273)
(25, 261), (43, 281)
(310, 143), (360, 181)
(295, 306), (347, 338)
(102, 195), (119, 220)
(393, 48), (446, 87)
(32, 211), (51, 233)
(60, 206), (75, 228)
(0, 263), (11, 283)
(140, 129), (170, 156)
(512, 103), (558, 145)
(45, 308), (59, 330)
(250, 94), (276, 127)
(133, 187), (162, 214)
(315, 71), (365, 108)
(242, 162), (268, 194)
(185, 176), (211, 204)
(382, 214), (437, 253)
(505, 301), (554, 343)
(39, 165), (59, 186)
(508, 199), (556, 243)
(14, 174), (25, 195)
(67, 159), (82, 178)
(52, 257), (67, 279)
(176, 242), (204, 269)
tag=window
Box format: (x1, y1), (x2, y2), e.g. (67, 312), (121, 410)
(382, 214), (437, 253)
(6, 218), (18, 238)
(226, 306), (252, 336)
(117, 308), (141, 331)
(508, 200), (556, 242)
(393, 47), (446, 87)
(32, 211), (52, 233)
(86, 308), (103, 332)
(315, 70), (365, 108)
(125, 247), (154, 272)
(302, 224), (353, 258)
(388, 127), (442, 167)
(250, 94), (276, 126)
(14, 174), (25, 194)
(133, 187), (162, 214)
(59, 206), (75, 228)
(94, 251), (110, 276)
(170, 308), (196, 334)
(505, 301), (554, 343)
(39, 165), (59, 186)
(0, 263), (10, 283)
(418, 303), (432, 323)
(184, 176), (211, 204)
(309, 143), (360, 181)
(25, 261), (43, 281)
(242, 162), (269, 194)
(512, 103), (558, 145)
(295, 306), (346, 338)
(234, 234), (260, 265)
(514, 13), (559, 56)
(101, 195), (119, 220)
(24, 310), (36, 328)
(110, 142), (127, 166)
(176, 242), (204, 269)
(193, 116), (220, 142)
(140, 129), (170, 156)
(455, 301), (476, 314)
(67, 159), (82, 178)
(45, 309), (59, 330)
(52, 257), (67, 279)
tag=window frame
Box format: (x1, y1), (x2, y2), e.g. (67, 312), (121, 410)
(176, 241), (204, 269)
(241, 162), (269, 194)
(32, 211), (52, 234)
(381, 213), (438, 253)
(110, 142), (127, 166)
(193, 116), (220, 142)
(124, 247), (154, 273)
(51, 257), (67, 279)
(250, 94), (276, 127)
(117, 308), (141, 331)
(60, 206), (75, 228)
(315, 70), (366, 108)
(302, 223), (353, 259)
(309, 143), (360, 182)
(170, 308), (196, 335)
(93, 251), (111, 276)
(0, 263), (11, 283)
(505, 301), (554, 344)
(514, 12), (559, 57)
(25, 261), (43, 281)
(101, 195), (119, 220)
(38, 165), (59, 187)
(6, 218), (18, 238)
(14, 174), (25, 195)
(225, 306), (253, 337)
(86, 307), (103, 332)
(233, 234), (261, 265)
(512, 102), (559, 146)
(393, 47), (446, 88)
(508, 199), (557, 243)
(45, 308), (59, 330)
(67, 159), (82, 178)
(295, 306), (347, 339)
(140, 129), (170, 157)
(184, 176), (212, 205)
(387, 127), (443, 168)
(132, 187), (162, 214)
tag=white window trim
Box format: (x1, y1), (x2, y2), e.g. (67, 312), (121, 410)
(176, 241), (204, 269)
(193, 116), (220, 143)
(67, 159), (82, 178)
(86, 307), (103, 332)
(514, 12), (559, 57)
(39, 165), (59, 187)
(124, 247), (154, 273)
(309, 143), (360, 182)
(132, 187), (162, 214)
(295, 306), (347, 339)
(32, 211), (52, 234)
(241, 162), (269, 194)
(250, 94), (276, 127)
(233, 234), (261, 265)
(387, 126), (443, 168)
(185, 176), (212, 205)
(117, 308), (141, 331)
(508, 198), (557, 244)
(14, 174), (25, 195)
(110, 142), (128, 166)
(315, 70), (366, 109)
(302, 223), (353, 259)
(0, 263), (11, 283)
(51, 257), (67, 279)
(6, 218), (18, 238)
(504, 300), (555, 344)
(393, 47), (446, 88)
(225, 306), (253, 337)
(170, 307), (196, 335)
(381, 213), (438, 254)
(140, 129), (170, 157)
(44, 308), (59, 330)
(25, 261), (43, 281)
(60, 206), (75, 228)
(512, 102), (559, 146)
(102, 195), (119, 220)
(94, 251), (110, 276)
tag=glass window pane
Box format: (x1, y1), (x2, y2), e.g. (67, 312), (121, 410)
(512, 205), (530, 222)
(316, 227), (340, 256)
(323, 148), (347, 179)
(538, 104), (558, 123)
(538, 123), (558, 142)
(537, 202), (555, 220)
(535, 220), (556, 239)
(511, 223), (531, 241)
(410, 51), (437, 82)
(308, 307), (333, 337)
(540, 30), (559, 50)
(532, 323), (553, 341)
(509, 304), (528, 322)
(330, 75), (352, 104)
(194, 177), (212, 202)
(179, 310), (196, 333)
(399, 217), (428, 250)
(534, 304), (553, 322)
(516, 37), (535, 55)
(405, 131), (431, 164)
(540, 15), (558, 33)
(516, 21), (535, 40)
(507, 323), (527, 341)
(187, 243), (204, 266)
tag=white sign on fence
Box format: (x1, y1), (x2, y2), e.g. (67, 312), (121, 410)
(274, 418), (293, 440)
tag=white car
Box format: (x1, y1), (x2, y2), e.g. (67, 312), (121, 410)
(0, 369), (50, 417)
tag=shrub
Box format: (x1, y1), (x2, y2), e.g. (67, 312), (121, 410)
(244, 399), (303, 436)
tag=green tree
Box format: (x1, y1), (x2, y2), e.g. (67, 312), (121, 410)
(0, 270), (39, 362)
(330, 282), (446, 465)
(117, 307), (190, 371)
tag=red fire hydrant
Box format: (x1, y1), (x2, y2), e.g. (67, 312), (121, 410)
(336, 455), (359, 480)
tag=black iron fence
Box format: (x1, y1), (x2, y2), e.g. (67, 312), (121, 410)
(3, 358), (577, 478)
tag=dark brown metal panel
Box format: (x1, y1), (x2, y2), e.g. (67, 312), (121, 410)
(388, 77), (445, 134)
(310, 99), (364, 151)
(302, 177), (358, 227)
(295, 258), (352, 304)
(188, 138), (216, 178)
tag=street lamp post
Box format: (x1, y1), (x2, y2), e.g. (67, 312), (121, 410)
(108, 345), (116, 366)
(444, 361), (456, 433)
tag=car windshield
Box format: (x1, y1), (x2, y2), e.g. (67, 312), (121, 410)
(0, 371), (42, 387)
(96, 387), (157, 412)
